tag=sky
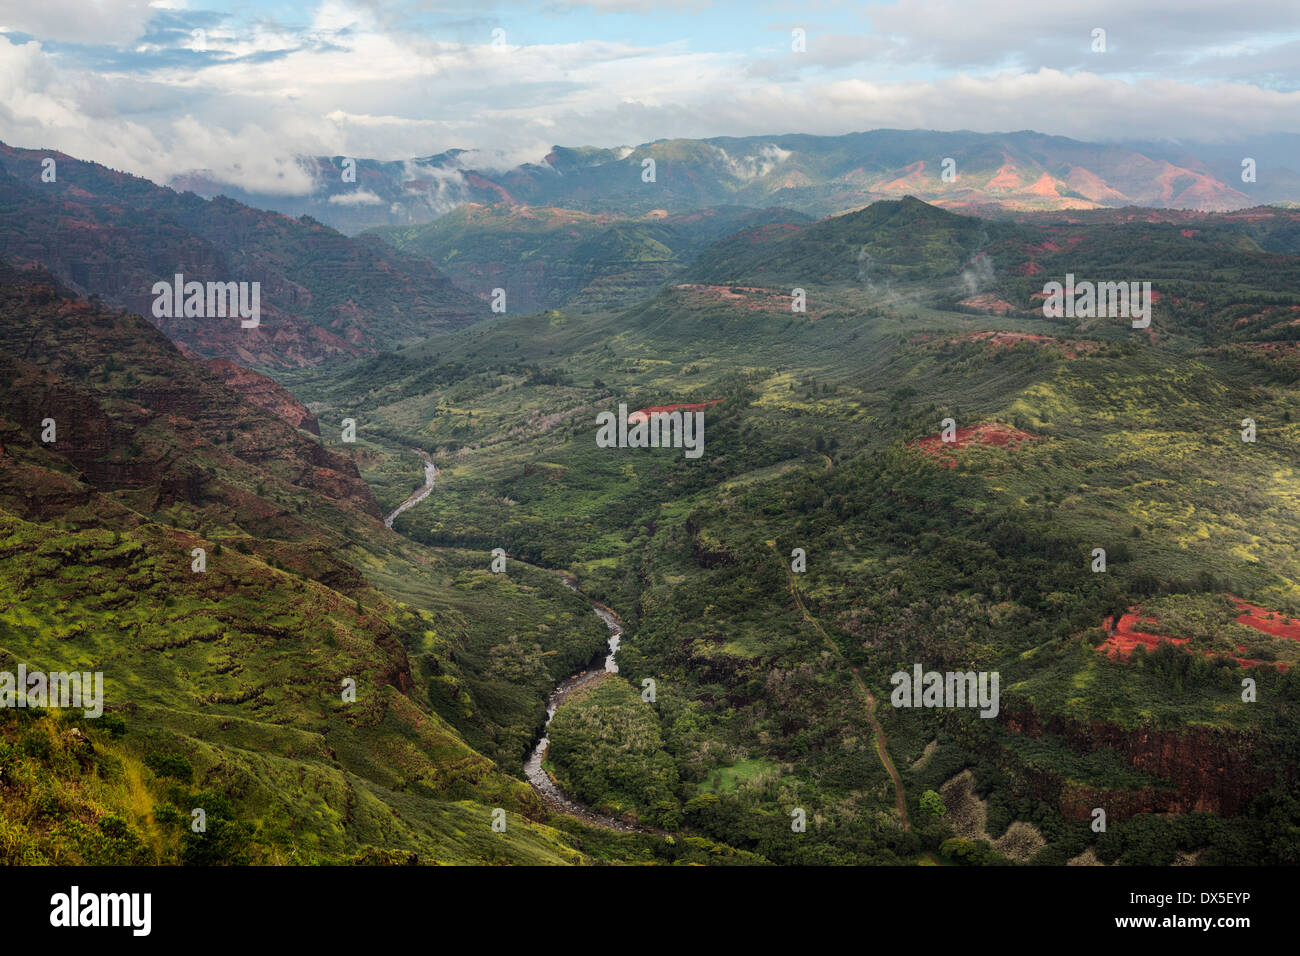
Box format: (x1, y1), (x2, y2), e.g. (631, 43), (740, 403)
(2, 0), (1299, 195)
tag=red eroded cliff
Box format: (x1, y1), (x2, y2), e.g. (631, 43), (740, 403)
(996, 701), (1276, 820)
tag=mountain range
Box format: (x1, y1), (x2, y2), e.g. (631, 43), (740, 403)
(172, 130), (1300, 237)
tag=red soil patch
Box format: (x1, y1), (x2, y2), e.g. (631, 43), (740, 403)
(985, 158), (1022, 191)
(1233, 304), (1300, 328)
(1064, 165), (1126, 203)
(879, 160), (927, 191)
(463, 172), (515, 204)
(1033, 235), (1087, 253)
(628, 400), (721, 423)
(1027, 172), (1062, 197)
(677, 283), (769, 298)
(1099, 598), (1296, 671)
(1230, 596), (1300, 642)
(956, 294), (1017, 315)
(952, 330), (1099, 358)
(1099, 609), (1189, 660)
(910, 422), (1038, 466)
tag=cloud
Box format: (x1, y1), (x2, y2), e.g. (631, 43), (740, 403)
(713, 143), (792, 180)
(382, 160), (472, 217)
(327, 186), (384, 205)
(2, 0), (1300, 196)
(540, 0), (711, 11)
(0, 0), (157, 46)
(861, 0), (1300, 77)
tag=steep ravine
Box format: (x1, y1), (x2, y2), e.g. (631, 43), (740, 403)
(383, 451), (643, 833)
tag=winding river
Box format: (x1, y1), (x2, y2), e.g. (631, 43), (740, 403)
(383, 450), (638, 832)
(383, 449), (438, 529)
(521, 591), (637, 832)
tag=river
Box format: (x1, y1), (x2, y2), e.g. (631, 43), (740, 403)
(383, 448), (639, 832)
(383, 449), (438, 529)
(521, 592), (636, 832)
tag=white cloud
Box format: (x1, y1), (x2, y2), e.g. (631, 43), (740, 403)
(713, 143), (792, 180)
(328, 187), (384, 205)
(861, 0), (1300, 74)
(2, 1), (1299, 197)
(0, 0), (157, 46)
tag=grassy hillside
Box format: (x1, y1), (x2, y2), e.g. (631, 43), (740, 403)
(368, 203), (809, 313)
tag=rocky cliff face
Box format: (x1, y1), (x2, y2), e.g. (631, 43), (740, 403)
(994, 701), (1277, 820)
(204, 359), (321, 435)
(0, 266), (380, 524)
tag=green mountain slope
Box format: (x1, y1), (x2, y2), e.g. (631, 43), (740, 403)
(369, 203), (810, 313)
(686, 195), (1003, 288)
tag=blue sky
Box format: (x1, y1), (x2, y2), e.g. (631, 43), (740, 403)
(71, 1), (877, 57)
(2, 0), (1299, 194)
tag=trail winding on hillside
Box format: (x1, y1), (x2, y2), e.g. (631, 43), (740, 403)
(768, 540), (911, 832)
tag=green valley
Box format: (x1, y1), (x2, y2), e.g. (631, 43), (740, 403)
(279, 196), (1300, 866)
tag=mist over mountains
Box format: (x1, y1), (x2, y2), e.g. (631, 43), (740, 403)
(168, 130), (1300, 236)
(8, 133), (1300, 370)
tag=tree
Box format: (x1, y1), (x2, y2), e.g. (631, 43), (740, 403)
(920, 789), (947, 818)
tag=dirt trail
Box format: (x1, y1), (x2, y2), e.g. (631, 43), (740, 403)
(768, 540), (910, 831)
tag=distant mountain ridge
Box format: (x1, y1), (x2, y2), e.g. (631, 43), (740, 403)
(169, 130), (1292, 236)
